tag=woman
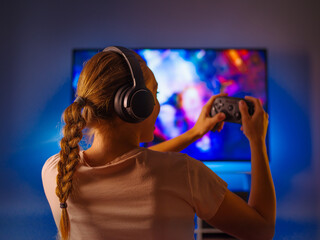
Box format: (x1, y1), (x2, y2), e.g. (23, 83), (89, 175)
(42, 46), (276, 240)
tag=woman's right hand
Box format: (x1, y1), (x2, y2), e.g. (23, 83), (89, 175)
(238, 96), (269, 143)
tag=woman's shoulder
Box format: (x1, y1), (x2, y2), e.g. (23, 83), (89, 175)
(142, 148), (192, 169)
(143, 148), (188, 160)
(42, 153), (60, 178)
(143, 148), (217, 175)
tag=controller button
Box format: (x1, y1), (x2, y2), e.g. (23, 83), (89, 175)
(228, 105), (233, 111)
(217, 103), (224, 108)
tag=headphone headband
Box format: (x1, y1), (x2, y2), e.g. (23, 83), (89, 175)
(103, 46), (144, 88)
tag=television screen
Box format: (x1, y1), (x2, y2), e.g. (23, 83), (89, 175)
(72, 48), (267, 162)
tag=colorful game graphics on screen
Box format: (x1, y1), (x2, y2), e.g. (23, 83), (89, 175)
(72, 48), (267, 161)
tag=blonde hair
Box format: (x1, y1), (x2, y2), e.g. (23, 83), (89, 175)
(56, 50), (148, 239)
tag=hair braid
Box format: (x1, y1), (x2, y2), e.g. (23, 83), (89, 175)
(56, 101), (86, 240)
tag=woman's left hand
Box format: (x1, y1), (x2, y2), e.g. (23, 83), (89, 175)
(190, 93), (228, 139)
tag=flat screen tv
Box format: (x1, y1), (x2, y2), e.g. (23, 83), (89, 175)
(72, 48), (268, 166)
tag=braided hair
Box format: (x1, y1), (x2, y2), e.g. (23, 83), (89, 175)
(56, 99), (86, 239)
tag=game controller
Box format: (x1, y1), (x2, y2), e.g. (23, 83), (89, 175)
(210, 96), (255, 131)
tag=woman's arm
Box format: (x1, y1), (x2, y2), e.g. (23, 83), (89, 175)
(149, 93), (227, 152)
(206, 97), (276, 240)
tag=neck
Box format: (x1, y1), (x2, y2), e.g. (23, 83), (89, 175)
(83, 122), (141, 167)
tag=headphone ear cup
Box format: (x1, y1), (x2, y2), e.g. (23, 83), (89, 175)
(114, 85), (133, 122)
(114, 85), (155, 123)
(127, 88), (155, 122)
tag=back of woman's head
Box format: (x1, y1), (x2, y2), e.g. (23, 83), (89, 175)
(56, 49), (147, 240)
(78, 51), (136, 124)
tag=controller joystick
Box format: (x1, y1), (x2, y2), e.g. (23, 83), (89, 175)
(234, 112), (241, 121)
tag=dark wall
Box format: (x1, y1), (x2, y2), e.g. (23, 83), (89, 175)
(1, 0), (319, 239)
